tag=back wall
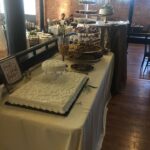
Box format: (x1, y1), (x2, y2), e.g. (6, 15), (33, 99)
(36, 0), (150, 26)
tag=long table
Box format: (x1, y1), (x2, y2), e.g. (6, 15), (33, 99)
(0, 52), (114, 150)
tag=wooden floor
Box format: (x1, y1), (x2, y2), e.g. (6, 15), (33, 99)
(102, 44), (150, 150)
(0, 50), (8, 59)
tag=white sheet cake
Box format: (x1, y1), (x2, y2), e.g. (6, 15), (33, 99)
(7, 72), (88, 114)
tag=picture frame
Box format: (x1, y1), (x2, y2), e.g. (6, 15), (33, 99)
(0, 57), (22, 85)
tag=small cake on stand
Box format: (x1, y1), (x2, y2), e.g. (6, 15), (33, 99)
(99, 4), (113, 23)
(76, 0), (97, 24)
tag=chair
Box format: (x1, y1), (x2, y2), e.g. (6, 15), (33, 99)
(128, 32), (150, 74)
(0, 38), (58, 92)
(143, 44), (150, 73)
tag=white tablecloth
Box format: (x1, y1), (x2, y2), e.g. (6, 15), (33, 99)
(0, 52), (114, 150)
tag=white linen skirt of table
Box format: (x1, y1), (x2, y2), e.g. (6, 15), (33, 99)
(0, 52), (114, 150)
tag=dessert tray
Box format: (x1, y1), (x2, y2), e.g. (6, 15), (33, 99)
(79, 0), (96, 4)
(71, 64), (94, 72)
(77, 50), (103, 62)
(76, 10), (98, 14)
(68, 26), (101, 60)
(74, 18), (96, 24)
(6, 71), (88, 115)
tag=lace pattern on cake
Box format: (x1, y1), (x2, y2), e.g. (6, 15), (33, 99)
(7, 72), (88, 114)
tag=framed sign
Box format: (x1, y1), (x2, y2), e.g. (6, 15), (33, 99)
(0, 57), (22, 85)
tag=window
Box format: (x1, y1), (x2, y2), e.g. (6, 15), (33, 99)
(23, 0), (36, 15)
(0, 0), (36, 15)
(0, 0), (4, 13)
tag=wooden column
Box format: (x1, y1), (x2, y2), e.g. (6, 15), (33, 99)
(4, 0), (27, 55)
(128, 0), (135, 30)
(40, 0), (44, 31)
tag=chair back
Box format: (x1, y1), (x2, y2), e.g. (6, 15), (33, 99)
(0, 38), (58, 85)
(16, 38), (58, 72)
(145, 37), (150, 56)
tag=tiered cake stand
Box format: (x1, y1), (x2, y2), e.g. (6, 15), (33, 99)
(76, 0), (98, 24)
